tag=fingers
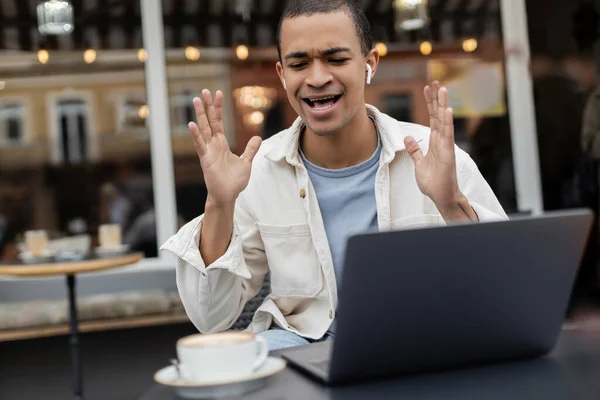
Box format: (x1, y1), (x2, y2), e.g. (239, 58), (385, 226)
(424, 85), (436, 131)
(189, 121), (207, 157)
(431, 81), (440, 130)
(444, 107), (455, 139)
(426, 84), (452, 139)
(241, 136), (263, 164)
(404, 136), (423, 164)
(202, 89), (223, 136)
(192, 89), (226, 147)
(193, 97), (211, 143)
(214, 90), (224, 126)
(425, 81), (441, 131)
(438, 87), (448, 137)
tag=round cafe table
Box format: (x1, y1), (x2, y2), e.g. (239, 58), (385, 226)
(0, 252), (144, 400)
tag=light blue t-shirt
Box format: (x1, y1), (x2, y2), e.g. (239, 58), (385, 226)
(300, 124), (382, 296)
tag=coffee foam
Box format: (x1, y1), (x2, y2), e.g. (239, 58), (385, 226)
(178, 331), (255, 348)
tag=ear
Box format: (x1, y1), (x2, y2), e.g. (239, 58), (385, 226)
(276, 61), (286, 90)
(365, 48), (380, 84)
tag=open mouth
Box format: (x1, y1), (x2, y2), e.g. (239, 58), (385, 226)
(302, 95), (342, 110)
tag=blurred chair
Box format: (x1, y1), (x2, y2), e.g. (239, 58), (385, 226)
(230, 274), (271, 331)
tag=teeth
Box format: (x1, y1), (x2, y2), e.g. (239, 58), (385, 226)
(309, 96), (335, 101)
(312, 101), (335, 110)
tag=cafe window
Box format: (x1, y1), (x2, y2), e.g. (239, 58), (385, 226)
(0, 102), (26, 147)
(171, 89), (197, 133)
(381, 93), (413, 124)
(117, 95), (149, 133)
(56, 99), (91, 164)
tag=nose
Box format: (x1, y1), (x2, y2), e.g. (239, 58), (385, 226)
(305, 61), (333, 88)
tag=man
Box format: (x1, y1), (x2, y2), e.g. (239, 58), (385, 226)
(582, 83), (600, 158)
(161, 0), (507, 351)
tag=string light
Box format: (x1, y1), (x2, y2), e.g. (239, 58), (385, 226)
(375, 42), (388, 57)
(419, 41), (432, 56)
(236, 45), (249, 60)
(185, 46), (200, 61)
(83, 49), (96, 64)
(38, 49), (50, 64)
(138, 105), (149, 119)
(462, 38), (478, 53)
(244, 111), (265, 126)
(137, 48), (148, 63)
(234, 86), (277, 110)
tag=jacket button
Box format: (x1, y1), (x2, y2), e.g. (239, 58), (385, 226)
(329, 309), (333, 319)
(299, 189), (306, 198)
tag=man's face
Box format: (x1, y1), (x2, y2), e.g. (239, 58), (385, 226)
(277, 11), (377, 137)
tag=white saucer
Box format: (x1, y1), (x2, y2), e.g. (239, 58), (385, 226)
(94, 244), (130, 258)
(54, 250), (88, 262)
(18, 251), (56, 264)
(154, 356), (286, 399)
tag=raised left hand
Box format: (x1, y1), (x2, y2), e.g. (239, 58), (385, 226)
(404, 82), (476, 221)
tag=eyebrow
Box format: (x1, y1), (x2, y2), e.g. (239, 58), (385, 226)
(284, 47), (352, 60)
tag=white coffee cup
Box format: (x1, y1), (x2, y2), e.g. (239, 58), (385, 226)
(25, 230), (49, 257)
(98, 224), (121, 249)
(176, 331), (269, 383)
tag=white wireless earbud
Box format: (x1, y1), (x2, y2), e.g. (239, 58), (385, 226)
(366, 64), (372, 85)
(283, 79), (287, 90)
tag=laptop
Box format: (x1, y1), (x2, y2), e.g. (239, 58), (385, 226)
(280, 209), (594, 385)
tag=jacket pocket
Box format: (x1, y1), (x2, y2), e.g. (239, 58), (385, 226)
(256, 222), (323, 298)
(390, 214), (445, 230)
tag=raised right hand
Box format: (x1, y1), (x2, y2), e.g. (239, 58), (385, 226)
(189, 89), (262, 205)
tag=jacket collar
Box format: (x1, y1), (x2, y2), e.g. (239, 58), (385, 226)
(264, 104), (426, 167)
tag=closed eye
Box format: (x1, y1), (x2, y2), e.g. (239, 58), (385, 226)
(329, 58), (349, 64)
(288, 62), (308, 69)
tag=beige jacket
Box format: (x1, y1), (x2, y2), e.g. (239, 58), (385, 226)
(160, 105), (508, 340)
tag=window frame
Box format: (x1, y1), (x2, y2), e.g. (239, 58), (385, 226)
(46, 90), (98, 165)
(113, 88), (150, 136)
(0, 97), (29, 148)
(170, 89), (196, 135)
(56, 98), (92, 164)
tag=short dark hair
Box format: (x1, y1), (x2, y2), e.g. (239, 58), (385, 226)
(276, 0), (373, 61)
